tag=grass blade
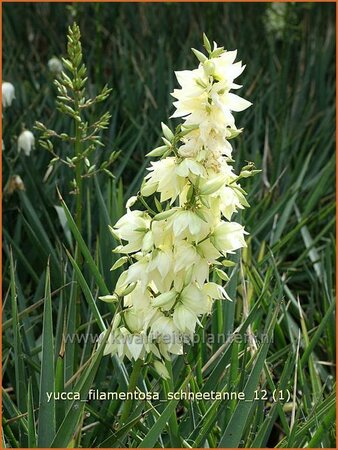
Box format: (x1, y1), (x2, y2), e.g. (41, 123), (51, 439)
(58, 190), (110, 295)
(37, 263), (56, 447)
(138, 372), (191, 448)
(9, 249), (27, 415)
(50, 325), (112, 448)
(27, 378), (37, 448)
(219, 304), (279, 447)
(65, 248), (107, 332)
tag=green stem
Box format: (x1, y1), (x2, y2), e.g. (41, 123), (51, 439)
(120, 358), (143, 425)
(196, 327), (203, 386)
(74, 92), (83, 327)
(138, 194), (157, 216)
(74, 109), (82, 235)
(163, 360), (182, 447)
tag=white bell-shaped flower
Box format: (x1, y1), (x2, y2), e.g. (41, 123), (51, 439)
(48, 56), (63, 74)
(2, 82), (15, 107)
(18, 130), (35, 156)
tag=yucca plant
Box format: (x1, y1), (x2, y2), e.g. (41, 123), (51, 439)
(2, 3), (335, 448)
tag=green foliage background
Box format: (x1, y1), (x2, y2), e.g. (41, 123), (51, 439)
(2, 2), (336, 448)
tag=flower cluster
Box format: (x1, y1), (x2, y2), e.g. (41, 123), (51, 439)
(2, 80), (35, 196)
(101, 36), (256, 366)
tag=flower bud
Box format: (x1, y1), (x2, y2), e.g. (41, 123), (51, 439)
(240, 170), (252, 178)
(126, 195), (138, 209)
(152, 291), (177, 308)
(191, 48), (208, 63)
(146, 145), (168, 158)
(115, 271), (128, 296)
(203, 60), (215, 76)
(153, 208), (177, 221)
(200, 175), (226, 195)
(111, 256), (128, 271)
(99, 294), (119, 303)
(120, 282), (137, 296)
(154, 360), (170, 380)
(161, 122), (174, 141)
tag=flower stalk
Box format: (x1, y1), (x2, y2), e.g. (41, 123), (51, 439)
(74, 98), (83, 237)
(35, 23), (119, 327)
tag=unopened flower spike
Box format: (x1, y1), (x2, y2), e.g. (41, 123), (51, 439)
(100, 35), (258, 367)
